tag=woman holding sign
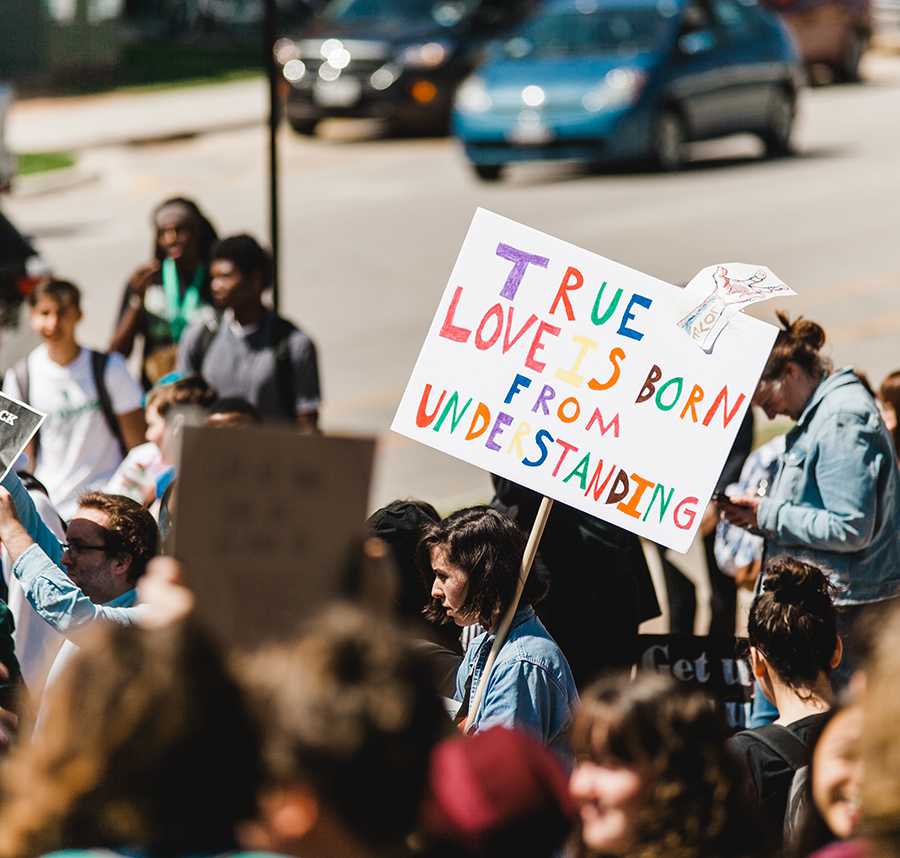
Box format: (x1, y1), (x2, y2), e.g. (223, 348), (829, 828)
(417, 507), (578, 756)
(720, 313), (900, 686)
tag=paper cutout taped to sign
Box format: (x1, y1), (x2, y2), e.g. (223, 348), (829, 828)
(677, 264), (795, 353)
(392, 209), (783, 553)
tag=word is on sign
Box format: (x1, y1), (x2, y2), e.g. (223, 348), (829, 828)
(392, 209), (779, 552)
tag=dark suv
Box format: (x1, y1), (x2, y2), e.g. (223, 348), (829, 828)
(281, 0), (536, 135)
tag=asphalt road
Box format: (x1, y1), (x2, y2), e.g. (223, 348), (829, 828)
(5, 55), (900, 522)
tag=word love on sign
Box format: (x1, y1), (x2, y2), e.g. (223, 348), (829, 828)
(392, 209), (778, 552)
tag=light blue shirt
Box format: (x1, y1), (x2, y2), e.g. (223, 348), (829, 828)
(456, 606), (579, 758)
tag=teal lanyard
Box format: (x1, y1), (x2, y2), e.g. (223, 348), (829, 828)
(161, 257), (204, 342)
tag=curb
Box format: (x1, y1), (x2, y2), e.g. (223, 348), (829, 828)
(10, 165), (101, 198)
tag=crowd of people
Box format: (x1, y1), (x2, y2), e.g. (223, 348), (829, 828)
(0, 194), (896, 857)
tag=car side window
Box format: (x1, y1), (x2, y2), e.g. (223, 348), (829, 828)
(711, 0), (759, 35)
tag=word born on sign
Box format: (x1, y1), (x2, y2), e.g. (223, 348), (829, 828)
(0, 411), (19, 427)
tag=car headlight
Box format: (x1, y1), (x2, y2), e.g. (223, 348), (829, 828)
(399, 41), (450, 68)
(582, 68), (647, 112)
(455, 76), (492, 113)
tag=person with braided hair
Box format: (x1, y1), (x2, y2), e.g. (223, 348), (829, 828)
(729, 557), (841, 849)
(720, 312), (900, 686)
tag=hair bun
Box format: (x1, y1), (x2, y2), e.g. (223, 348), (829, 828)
(776, 312), (825, 353)
(762, 558), (830, 605)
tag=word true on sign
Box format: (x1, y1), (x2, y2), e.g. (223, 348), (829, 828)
(392, 209), (778, 552)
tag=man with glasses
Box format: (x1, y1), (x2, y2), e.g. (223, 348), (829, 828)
(0, 470), (158, 719)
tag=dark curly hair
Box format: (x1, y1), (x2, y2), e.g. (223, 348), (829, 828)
(76, 492), (159, 583)
(416, 506), (548, 630)
(748, 557), (838, 689)
(571, 673), (762, 858)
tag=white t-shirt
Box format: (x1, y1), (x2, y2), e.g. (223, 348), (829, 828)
(3, 346), (143, 519)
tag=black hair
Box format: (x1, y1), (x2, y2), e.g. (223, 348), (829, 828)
(28, 279), (81, 311)
(208, 397), (262, 424)
(368, 500), (440, 618)
(416, 506), (548, 630)
(152, 197), (218, 265)
(748, 557), (838, 688)
(210, 234), (271, 284)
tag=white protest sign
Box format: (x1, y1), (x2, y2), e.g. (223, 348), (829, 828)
(392, 209), (780, 553)
(0, 392), (45, 482)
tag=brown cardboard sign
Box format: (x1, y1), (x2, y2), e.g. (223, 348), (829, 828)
(172, 425), (376, 649)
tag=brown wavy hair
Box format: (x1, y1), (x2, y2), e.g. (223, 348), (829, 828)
(571, 673), (761, 858)
(880, 369), (900, 453)
(760, 311), (832, 383)
(0, 621), (262, 858)
(416, 506), (548, 629)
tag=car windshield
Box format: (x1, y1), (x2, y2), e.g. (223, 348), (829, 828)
(322, 0), (479, 26)
(503, 3), (672, 57)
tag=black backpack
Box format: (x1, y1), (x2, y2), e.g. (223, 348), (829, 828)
(194, 315), (297, 421)
(11, 350), (127, 460)
(734, 724), (811, 848)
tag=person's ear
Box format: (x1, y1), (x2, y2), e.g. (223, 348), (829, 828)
(749, 646), (768, 680)
(108, 553), (133, 583)
(831, 635), (843, 670)
(252, 270), (265, 295)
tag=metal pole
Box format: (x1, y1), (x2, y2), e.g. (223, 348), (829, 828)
(264, 0), (280, 312)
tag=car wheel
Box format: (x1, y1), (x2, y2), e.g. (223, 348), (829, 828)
(652, 111), (686, 172)
(473, 164), (504, 182)
(834, 30), (865, 83)
(762, 89), (795, 158)
(288, 118), (319, 136)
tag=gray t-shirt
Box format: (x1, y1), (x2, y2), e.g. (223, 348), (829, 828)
(177, 311), (321, 421)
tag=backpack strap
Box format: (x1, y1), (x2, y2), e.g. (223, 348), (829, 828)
(271, 315), (297, 421)
(10, 357), (39, 461)
(90, 351), (128, 459)
(734, 724), (809, 770)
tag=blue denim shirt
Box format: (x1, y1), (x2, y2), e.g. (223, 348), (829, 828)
(757, 368), (900, 605)
(455, 606), (579, 757)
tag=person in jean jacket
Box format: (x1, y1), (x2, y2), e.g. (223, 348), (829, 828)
(721, 313), (900, 684)
(417, 507), (578, 758)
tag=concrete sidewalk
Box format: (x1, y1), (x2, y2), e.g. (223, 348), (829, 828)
(7, 76), (267, 153)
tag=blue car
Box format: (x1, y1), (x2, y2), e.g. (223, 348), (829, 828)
(452, 0), (804, 179)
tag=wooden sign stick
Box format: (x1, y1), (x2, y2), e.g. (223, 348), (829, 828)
(463, 495), (554, 733)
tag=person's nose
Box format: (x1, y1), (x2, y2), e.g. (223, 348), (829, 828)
(431, 578), (443, 601)
(61, 547), (75, 569)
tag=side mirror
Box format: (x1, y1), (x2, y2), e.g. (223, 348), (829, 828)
(678, 29), (716, 54)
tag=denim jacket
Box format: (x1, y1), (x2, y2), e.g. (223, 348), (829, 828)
(757, 368), (900, 605)
(455, 606), (579, 757)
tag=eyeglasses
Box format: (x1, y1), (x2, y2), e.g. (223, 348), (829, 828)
(61, 540), (111, 556)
